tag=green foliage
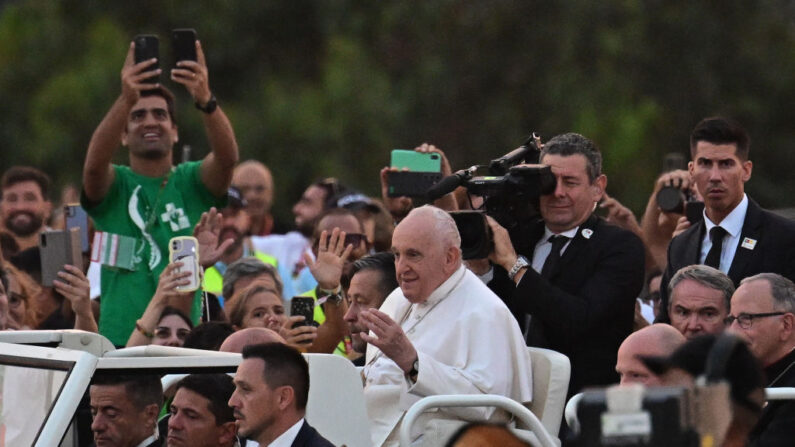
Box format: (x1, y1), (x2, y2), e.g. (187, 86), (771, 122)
(1, 0), (795, 222)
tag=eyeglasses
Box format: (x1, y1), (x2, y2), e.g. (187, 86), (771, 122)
(724, 312), (786, 329)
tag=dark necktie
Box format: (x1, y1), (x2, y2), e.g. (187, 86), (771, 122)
(704, 226), (727, 269)
(541, 235), (569, 278)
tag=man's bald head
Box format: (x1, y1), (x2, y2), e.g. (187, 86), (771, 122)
(616, 324), (686, 386)
(219, 328), (286, 353)
(232, 160), (274, 218)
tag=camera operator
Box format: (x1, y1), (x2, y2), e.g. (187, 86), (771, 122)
(487, 132), (645, 396)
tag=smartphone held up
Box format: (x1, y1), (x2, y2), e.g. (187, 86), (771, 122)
(169, 236), (201, 293)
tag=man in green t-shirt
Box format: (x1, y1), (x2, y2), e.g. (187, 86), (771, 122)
(81, 38), (238, 345)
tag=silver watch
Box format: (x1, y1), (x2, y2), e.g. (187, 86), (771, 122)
(508, 255), (530, 280)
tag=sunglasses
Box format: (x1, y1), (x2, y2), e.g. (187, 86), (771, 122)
(344, 233), (367, 248)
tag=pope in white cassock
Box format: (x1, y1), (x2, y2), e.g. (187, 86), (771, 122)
(358, 205), (534, 446)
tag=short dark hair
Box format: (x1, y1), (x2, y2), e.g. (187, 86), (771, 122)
(183, 321), (236, 351)
(690, 117), (750, 161)
(174, 374), (235, 425)
(311, 177), (348, 209)
(541, 133), (602, 182)
(141, 86), (178, 126)
(158, 306), (194, 329)
(90, 374), (163, 411)
(242, 342), (310, 410)
(1, 166), (51, 200)
(343, 252), (397, 301)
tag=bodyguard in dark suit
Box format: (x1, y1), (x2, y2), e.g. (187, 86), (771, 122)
(292, 420), (335, 447)
(726, 273), (795, 446)
(659, 117), (795, 323)
(229, 343), (334, 447)
(488, 133), (645, 396)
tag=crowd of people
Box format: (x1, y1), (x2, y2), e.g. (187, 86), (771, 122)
(1, 38), (794, 447)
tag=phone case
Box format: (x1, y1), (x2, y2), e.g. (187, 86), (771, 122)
(64, 203), (90, 253)
(290, 297), (315, 327)
(169, 236), (201, 293)
(40, 228), (82, 287)
(172, 29), (197, 63)
(133, 34), (159, 84)
(387, 170), (443, 198)
(390, 150), (442, 172)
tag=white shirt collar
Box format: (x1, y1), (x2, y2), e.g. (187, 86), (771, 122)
(543, 225), (580, 241)
(268, 418), (304, 447)
(135, 426), (158, 447)
(704, 194), (748, 238)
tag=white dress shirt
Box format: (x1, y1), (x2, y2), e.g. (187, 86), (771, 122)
(700, 194), (748, 273)
(363, 265), (533, 446)
(531, 226), (579, 273)
(267, 418), (304, 447)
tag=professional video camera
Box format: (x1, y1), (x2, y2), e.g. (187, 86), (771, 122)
(572, 334), (761, 447)
(427, 133), (556, 259)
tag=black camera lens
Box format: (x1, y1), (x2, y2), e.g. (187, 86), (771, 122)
(450, 211), (493, 260)
(656, 186), (685, 213)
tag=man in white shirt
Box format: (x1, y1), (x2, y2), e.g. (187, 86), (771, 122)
(358, 205), (533, 446)
(229, 342), (333, 447)
(659, 117), (795, 323)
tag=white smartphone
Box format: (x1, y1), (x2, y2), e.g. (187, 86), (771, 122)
(169, 236), (201, 292)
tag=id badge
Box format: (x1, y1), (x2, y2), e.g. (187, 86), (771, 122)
(91, 231), (139, 271)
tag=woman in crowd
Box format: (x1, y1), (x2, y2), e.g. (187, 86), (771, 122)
(1, 263), (42, 329)
(226, 282), (317, 350)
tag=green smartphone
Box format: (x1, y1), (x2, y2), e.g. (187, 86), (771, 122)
(390, 150), (442, 172)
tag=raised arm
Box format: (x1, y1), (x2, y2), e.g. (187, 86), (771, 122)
(83, 43), (160, 203)
(171, 40), (238, 197)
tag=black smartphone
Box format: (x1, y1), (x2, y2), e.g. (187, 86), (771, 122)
(290, 297), (316, 328)
(387, 171), (443, 198)
(685, 201), (705, 225)
(172, 28), (197, 64)
(133, 34), (159, 84)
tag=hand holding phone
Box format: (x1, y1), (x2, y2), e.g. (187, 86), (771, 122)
(169, 236), (201, 292)
(133, 34), (160, 84)
(290, 297), (316, 328)
(387, 149), (443, 197)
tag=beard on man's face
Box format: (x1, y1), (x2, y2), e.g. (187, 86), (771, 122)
(5, 211), (44, 237)
(220, 226), (244, 255)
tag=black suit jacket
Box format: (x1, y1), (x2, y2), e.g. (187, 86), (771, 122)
(490, 214), (645, 395)
(658, 198), (795, 323)
(292, 420), (335, 447)
(749, 349), (795, 446)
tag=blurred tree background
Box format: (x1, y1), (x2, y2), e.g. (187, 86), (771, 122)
(1, 0), (794, 224)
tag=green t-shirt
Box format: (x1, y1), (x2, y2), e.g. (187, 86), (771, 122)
(82, 162), (224, 345)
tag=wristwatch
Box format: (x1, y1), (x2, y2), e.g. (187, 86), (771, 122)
(319, 285), (343, 305)
(195, 94), (217, 114)
(408, 358), (419, 382)
(508, 255), (530, 281)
